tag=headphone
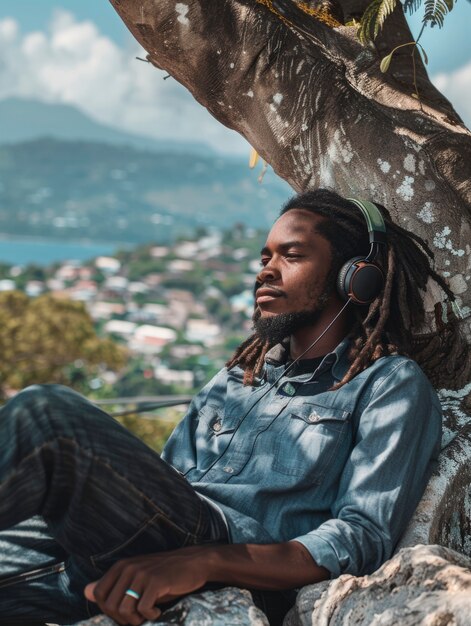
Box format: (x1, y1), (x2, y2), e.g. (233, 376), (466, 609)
(336, 199), (387, 305)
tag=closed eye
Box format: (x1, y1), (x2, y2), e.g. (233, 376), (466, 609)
(260, 253), (303, 265)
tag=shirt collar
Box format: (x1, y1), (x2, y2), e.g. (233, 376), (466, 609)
(264, 336), (351, 383)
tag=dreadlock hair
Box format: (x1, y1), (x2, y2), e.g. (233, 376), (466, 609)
(226, 188), (469, 389)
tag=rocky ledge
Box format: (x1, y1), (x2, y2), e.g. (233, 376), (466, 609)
(75, 587), (269, 626)
(75, 544), (471, 626)
(284, 544), (471, 626)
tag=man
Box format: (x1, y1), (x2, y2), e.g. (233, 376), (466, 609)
(0, 190), (458, 626)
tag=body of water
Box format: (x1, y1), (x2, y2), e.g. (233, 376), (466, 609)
(0, 237), (125, 266)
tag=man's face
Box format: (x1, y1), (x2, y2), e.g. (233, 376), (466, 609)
(253, 209), (335, 341)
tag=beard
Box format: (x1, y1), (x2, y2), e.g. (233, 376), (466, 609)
(252, 292), (330, 345)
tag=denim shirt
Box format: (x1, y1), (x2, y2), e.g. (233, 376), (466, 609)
(162, 338), (442, 577)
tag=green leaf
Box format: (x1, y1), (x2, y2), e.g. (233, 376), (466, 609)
(404, 0), (422, 14)
(376, 0), (398, 35)
(358, 0), (399, 43)
(423, 0), (454, 27)
(380, 53), (393, 72)
(419, 46), (429, 65)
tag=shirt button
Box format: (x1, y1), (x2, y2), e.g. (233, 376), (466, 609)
(284, 382), (296, 396)
(212, 420), (222, 432)
(223, 466), (234, 474)
(308, 412), (320, 423)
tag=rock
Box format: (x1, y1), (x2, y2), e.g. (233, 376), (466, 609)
(398, 394), (471, 557)
(74, 587), (269, 625)
(283, 544), (471, 626)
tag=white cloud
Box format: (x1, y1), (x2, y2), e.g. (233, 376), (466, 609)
(432, 61), (471, 127)
(0, 11), (248, 154)
(2, 11), (468, 155)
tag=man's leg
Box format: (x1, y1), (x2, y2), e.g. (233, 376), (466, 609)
(0, 385), (227, 623)
(0, 517), (86, 625)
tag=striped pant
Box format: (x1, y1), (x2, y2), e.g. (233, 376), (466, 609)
(0, 384), (227, 624)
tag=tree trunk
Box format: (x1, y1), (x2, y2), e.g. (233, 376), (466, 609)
(108, 0), (471, 386)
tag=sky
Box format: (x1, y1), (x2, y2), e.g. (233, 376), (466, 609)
(1, 2), (470, 154)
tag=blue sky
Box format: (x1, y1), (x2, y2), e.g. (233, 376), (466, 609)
(407, 5), (471, 73)
(1, 2), (470, 152)
(6, 1), (471, 72)
(4, 2), (131, 46)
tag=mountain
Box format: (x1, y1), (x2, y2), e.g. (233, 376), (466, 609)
(0, 98), (214, 156)
(0, 137), (292, 244)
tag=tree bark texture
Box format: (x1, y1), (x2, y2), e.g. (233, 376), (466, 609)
(108, 1), (470, 386)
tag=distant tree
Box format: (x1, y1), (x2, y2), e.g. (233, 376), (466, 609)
(12, 264), (47, 291)
(195, 226), (210, 239)
(113, 360), (174, 397)
(0, 291), (126, 398)
(117, 411), (181, 453)
(0, 263), (12, 280)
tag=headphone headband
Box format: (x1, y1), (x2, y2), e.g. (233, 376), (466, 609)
(346, 198), (387, 246)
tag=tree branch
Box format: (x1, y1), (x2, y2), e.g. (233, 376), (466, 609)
(109, 0), (471, 316)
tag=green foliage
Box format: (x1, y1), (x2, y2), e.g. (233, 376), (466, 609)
(380, 52), (394, 72)
(113, 361), (175, 397)
(0, 291), (126, 397)
(127, 257), (168, 281)
(215, 275), (246, 298)
(224, 334), (247, 352)
(11, 264), (47, 291)
(378, 39), (428, 77)
(0, 263), (13, 279)
(205, 296), (233, 323)
(358, 0), (398, 44)
(115, 412), (180, 453)
(422, 0), (455, 27)
(359, 0), (457, 45)
(160, 268), (209, 294)
(403, 0), (422, 12)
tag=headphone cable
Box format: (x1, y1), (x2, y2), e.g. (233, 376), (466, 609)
(270, 297), (353, 386)
(197, 297), (353, 480)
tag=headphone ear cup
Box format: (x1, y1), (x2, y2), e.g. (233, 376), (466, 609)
(337, 257), (363, 302)
(337, 257), (384, 305)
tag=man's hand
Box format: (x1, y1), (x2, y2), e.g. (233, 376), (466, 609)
(84, 546), (212, 626)
(84, 541), (329, 626)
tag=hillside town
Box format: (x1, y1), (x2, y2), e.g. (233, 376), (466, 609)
(0, 225), (264, 398)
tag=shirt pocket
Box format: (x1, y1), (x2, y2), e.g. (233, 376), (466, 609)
(196, 404), (241, 435)
(194, 405), (242, 466)
(273, 402), (351, 484)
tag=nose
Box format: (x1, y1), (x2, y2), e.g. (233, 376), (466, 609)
(256, 261), (280, 285)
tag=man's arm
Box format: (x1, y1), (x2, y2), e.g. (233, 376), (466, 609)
(85, 541), (329, 626)
(290, 359), (442, 577)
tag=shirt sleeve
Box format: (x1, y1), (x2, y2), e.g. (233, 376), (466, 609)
(291, 359), (442, 578)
